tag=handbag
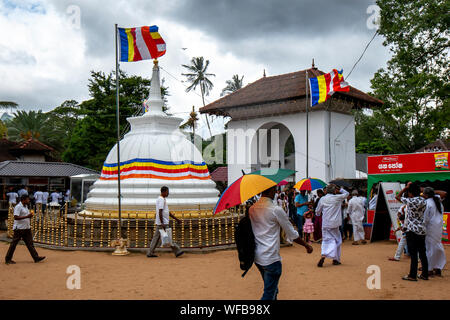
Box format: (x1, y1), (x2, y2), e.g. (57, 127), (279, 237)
(159, 228), (173, 247)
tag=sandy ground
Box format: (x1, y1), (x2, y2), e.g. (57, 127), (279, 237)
(0, 232), (449, 300)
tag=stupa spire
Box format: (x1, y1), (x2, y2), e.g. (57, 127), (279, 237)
(144, 59), (165, 116)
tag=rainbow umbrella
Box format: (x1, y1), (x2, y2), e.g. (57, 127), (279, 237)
(294, 178), (327, 191)
(213, 169), (295, 214)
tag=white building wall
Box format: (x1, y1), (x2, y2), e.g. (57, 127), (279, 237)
(227, 110), (356, 185)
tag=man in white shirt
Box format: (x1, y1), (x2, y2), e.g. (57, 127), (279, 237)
(34, 188), (44, 209)
(64, 189), (71, 202)
(369, 188), (378, 210)
(249, 186), (313, 300)
(50, 190), (61, 205)
(18, 186), (28, 197)
(42, 189), (49, 210)
(316, 184), (349, 267)
(347, 190), (367, 245)
(6, 187), (19, 206)
(147, 186), (184, 258)
(5, 195), (45, 264)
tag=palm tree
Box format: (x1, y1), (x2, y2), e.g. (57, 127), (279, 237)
(182, 57), (215, 136)
(0, 101), (18, 110)
(6, 110), (63, 150)
(221, 74), (244, 96)
(180, 106), (199, 140)
(0, 101), (18, 117)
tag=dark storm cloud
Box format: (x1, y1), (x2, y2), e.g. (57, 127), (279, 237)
(167, 0), (377, 41)
(48, 0), (170, 57)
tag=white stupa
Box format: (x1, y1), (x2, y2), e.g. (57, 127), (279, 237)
(84, 60), (219, 213)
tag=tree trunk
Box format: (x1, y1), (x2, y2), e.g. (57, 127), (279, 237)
(200, 84), (212, 137)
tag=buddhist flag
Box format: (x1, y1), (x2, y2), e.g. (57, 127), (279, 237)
(309, 69), (350, 106)
(118, 25), (166, 62)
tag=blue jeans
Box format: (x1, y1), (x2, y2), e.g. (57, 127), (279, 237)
(255, 261), (282, 300)
(295, 214), (304, 237)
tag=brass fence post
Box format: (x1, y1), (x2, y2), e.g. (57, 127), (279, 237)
(135, 213), (139, 248)
(189, 213), (193, 248)
(181, 213), (185, 248)
(144, 213), (148, 248)
(81, 214), (86, 247)
(100, 213), (104, 248)
(108, 213), (112, 247)
(218, 215), (222, 245)
(73, 212), (78, 247)
(90, 215), (94, 247)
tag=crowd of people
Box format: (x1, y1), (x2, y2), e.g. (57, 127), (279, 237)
(247, 181), (447, 300)
(3, 180), (447, 301)
(5, 186), (71, 210)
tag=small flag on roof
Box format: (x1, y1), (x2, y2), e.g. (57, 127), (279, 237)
(118, 25), (166, 62)
(309, 69), (350, 106)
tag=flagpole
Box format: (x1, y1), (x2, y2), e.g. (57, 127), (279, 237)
(305, 70), (309, 179)
(115, 23), (123, 241)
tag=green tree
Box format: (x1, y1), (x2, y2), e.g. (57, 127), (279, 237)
(0, 120), (7, 137)
(63, 70), (168, 170)
(364, 0), (450, 153)
(182, 57), (215, 137)
(221, 74), (244, 96)
(0, 101), (18, 110)
(6, 110), (64, 149)
(180, 106), (199, 143)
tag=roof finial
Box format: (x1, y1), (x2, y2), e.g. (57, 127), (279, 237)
(263, 69), (266, 77)
(312, 58), (315, 68)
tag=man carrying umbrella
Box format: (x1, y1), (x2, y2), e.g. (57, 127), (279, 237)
(249, 185), (313, 300)
(316, 184), (349, 267)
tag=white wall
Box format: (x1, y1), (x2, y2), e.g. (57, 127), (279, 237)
(226, 110), (356, 185)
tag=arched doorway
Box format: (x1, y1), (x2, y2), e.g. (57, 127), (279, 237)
(250, 122), (295, 180)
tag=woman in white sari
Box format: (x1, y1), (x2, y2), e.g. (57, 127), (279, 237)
(423, 187), (447, 277)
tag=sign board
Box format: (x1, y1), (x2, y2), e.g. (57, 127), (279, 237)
(368, 152), (449, 175)
(380, 182), (404, 242)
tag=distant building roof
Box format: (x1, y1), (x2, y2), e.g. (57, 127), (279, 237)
(10, 138), (54, 152)
(415, 139), (449, 153)
(0, 161), (99, 177)
(210, 166), (228, 182)
(200, 68), (383, 118)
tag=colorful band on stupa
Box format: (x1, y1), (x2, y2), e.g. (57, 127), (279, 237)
(100, 158), (210, 180)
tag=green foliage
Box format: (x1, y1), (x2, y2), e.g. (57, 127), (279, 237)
(355, 139), (393, 154)
(0, 101), (18, 109)
(221, 74), (244, 96)
(62, 70), (168, 171)
(360, 0), (450, 154)
(6, 110), (64, 150)
(182, 57), (216, 136)
(0, 120), (7, 137)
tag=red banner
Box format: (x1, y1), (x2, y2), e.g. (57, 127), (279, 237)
(368, 152), (449, 175)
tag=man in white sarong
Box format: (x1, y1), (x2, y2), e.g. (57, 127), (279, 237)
(423, 187), (447, 277)
(347, 190), (367, 245)
(316, 184), (349, 267)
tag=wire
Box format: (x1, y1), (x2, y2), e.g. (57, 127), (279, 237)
(159, 66), (212, 104)
(346, 30), (379, 80)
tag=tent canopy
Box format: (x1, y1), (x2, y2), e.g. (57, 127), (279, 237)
(367, 172), (450, 197)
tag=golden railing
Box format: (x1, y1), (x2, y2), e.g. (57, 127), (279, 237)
(6, 203), (245, 250)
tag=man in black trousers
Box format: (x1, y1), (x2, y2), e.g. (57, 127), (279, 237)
(395, 182), (428, 281)
(5, 195), (45, 264)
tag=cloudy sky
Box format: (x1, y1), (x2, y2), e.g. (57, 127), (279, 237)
(0, 0), (390, 136)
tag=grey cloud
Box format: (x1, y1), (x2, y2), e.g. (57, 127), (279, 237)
(0, 45), (37, 65)
(166, 0), (377, 41)
(47, 0), (171, 58)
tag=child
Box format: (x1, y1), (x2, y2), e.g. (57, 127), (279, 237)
(388, 205), (409, 261)
(303, 204), (315, 244)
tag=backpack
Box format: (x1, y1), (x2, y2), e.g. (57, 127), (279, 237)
(234, 209), (256, 277)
